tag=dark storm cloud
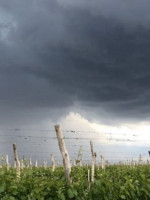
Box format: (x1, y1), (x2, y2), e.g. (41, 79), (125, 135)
(1, 0), (150, 125)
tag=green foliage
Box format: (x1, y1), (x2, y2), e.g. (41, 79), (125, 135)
(0, 165), (150, 199)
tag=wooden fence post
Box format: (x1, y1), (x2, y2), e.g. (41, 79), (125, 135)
(51, 153), (56, 172)
(54, 125), (71, 185)
(73, 160), (76, 167)
(88, 169), (90, 188)
(139, 154), (142, 165)
(35, 160), (38, 168)
(13, 144), (20, 178)
(44, 160), (47, 169)
(90, 141), (96, 183)
(6, 155), (10, 170)
(29, 158), (32, 169)
(101, 155), (105, 170)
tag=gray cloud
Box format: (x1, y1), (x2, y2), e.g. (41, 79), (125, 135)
(1, 0), (150, 126)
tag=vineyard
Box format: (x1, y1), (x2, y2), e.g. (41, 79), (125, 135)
(0, 165), (150, 200)
(0, 125), (150, 199)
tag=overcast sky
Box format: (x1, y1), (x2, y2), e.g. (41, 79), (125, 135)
(1, 0), (150, 162)
(1, 0), (150, 127)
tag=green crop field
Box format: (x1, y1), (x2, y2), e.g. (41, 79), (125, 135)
(0, 164), (150, 200)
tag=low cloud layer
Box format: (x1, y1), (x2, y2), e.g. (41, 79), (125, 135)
(1, 0), (150, 126)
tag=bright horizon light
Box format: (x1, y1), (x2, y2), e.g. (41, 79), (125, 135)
(58, 112), (150, 147)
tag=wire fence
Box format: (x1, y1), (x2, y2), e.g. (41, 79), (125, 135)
(0, 127), (149, 164)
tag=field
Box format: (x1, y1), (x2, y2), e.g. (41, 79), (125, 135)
(0, 164), (150, 200)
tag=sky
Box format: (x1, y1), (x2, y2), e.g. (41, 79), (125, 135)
(1, 0), (150, 163)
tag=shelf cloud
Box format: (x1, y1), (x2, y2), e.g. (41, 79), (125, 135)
(1, 0), (150, 126)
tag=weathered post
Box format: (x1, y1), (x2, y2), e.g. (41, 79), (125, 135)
(139, 154), (142, 165)
(79, 160), (83, 166)
(13, 144), (20, 178)
(44, 160), (47, 169)
(54, 125), (71, 185)
(51, 153), (56, 172)
(6, 155), (10, 170)
(29, 158), (32, 168)
(73, 160), (76, 167)
(88, 168), (90, 188)
(101, 155), (105, 170)
(35, 160), (38, 168)
(131, 159), (135, 168)
(90, 141), (96, 183)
